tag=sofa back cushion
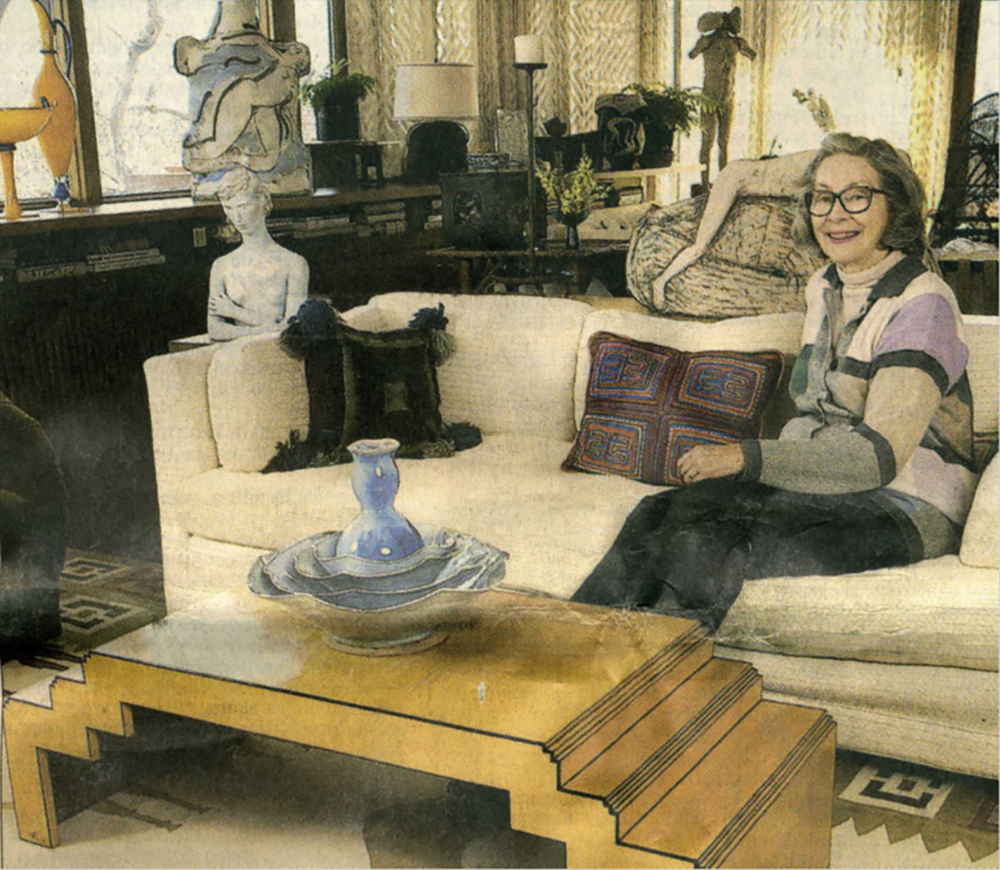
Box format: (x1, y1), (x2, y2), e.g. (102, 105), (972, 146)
(575, 310), (804, 429)
(960, 453), (999, 569)
(368, 293), (592, 439)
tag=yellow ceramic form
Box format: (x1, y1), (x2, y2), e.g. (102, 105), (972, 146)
(0, 106), (51, 221)
(31, 0), (78, 200)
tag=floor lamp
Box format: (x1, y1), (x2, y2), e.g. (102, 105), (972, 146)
(513, 36), (547, 276)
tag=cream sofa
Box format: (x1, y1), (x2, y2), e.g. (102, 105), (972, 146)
(144, 292), (999, 779)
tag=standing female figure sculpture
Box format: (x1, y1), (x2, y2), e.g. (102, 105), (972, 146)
(690, 7), (756, 188)
(208, 167), (309, 340)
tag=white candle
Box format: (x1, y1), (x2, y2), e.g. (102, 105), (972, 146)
(515, 35), (545, 65)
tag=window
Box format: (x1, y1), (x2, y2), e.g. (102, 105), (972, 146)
(294, 0), (334, 142)
(975, 0), (999, 101)
(85, 0), (217, 197)
(0, 0), (973, 213)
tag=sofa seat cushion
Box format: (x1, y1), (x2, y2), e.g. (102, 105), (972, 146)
(175, 433), (997, 671)
(716, 556), (999, 671)
(175, 435), (662, 600)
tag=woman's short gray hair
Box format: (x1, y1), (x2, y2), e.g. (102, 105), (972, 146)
(791, 132), (927, 258)
(217, 167), (272, 215)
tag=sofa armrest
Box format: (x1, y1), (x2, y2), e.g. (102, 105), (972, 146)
(143, 345), (221, 489)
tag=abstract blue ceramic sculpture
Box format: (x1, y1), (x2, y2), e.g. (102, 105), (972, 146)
(248, 438), (507, 652)
(336, 439), (424, 564)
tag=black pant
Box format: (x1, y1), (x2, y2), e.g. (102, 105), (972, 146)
(571, 479), (923, 630)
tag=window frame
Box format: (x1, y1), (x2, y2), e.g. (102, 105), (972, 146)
(51, 0), (299, 208)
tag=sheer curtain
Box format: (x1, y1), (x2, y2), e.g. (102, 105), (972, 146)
(742, 0), (959, 208)
(345, 0), (676, 150)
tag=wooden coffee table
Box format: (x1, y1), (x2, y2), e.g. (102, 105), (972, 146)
(4, 590), (835, 867)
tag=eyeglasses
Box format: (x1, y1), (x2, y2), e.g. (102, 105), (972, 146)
(806, 185), (887, 217)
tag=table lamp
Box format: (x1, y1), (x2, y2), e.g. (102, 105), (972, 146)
(394, 63), (478, 183)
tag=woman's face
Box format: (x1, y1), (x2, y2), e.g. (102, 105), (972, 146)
(224, 189), (267, 237)
(810, 153), (891, 274)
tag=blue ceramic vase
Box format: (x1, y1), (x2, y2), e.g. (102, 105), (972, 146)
(335, 439), (424, 562)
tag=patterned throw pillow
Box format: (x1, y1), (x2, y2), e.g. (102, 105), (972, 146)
(564, 332), (786, 485)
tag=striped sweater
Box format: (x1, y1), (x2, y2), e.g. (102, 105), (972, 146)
(741, 251), (978, 525)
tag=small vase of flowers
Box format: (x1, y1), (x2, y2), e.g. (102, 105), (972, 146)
(535, 154), (611, 249)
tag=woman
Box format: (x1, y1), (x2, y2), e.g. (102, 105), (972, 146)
(572, 133), (977, 630)
(207, 167), (309, 340)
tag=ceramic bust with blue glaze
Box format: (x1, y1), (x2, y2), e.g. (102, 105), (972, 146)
(174, 0), (312, 199)
(337, 439), (423, 562)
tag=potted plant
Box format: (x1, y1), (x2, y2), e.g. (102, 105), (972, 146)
(300, 60), (376, 142)
(623, 83), (719, 168)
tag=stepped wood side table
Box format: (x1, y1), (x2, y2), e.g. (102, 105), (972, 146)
(4, 590), (836, 867)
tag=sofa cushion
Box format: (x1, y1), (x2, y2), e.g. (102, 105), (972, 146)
(174, 435), (662, 601)
(366, 293), (592, 439)
(715, 555), (999, 671)
(963, 314), (999, 441)
(207, 335), (309, 473)
(575, 309), (803, 429)
(564, 332), (785, 484)
(175, 432), (997, 671)
(960, 453), (999, 569)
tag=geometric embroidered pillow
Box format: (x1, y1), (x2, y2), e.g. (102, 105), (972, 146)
(563, 332), (786, 485)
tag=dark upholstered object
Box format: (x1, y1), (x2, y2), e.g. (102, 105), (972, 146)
(564, 332), (785, 485)
(0, 391), (66, 647)
(339, 322), (445, 450)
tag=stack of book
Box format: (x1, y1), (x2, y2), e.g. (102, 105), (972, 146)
(86, 240), (166, 273)
(265, 216), (296, 237)
(361, 200), (407, 236)
(424, 197), (444, 231)
(291, 212), (355, 240)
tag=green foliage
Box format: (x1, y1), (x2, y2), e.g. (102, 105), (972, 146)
(300, 60), (376, 112)
(624, 83), (720, 137)
(535, 154), (612, 220)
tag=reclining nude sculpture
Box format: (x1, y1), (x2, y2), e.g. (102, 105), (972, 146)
(208, 167), (309, 340)
(649, 150), (817, 307)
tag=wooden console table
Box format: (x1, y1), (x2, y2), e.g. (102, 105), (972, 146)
(4, 590), (835, 867)
(426, 240), (629, 295)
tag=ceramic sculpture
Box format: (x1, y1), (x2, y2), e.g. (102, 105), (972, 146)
(247, 438), (508, 653)
(690, 6), (756, 187)
(207, 167), (309, 339)
(174, 0), (312, 198)
(30, 0), (77, 207)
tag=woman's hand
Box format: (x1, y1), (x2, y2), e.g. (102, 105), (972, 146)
(677, 443), (745, 484)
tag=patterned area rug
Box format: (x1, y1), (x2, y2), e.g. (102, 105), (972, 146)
(361, 752), (998, 868)
(2, 549), (165, 674)
(834, 750), (998, 863)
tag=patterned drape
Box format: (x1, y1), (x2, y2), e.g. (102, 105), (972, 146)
(346, 0), (959, 204)
(742, 0), (959, 209)
(346, 0), (674, 149)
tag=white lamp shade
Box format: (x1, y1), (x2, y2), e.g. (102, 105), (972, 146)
(393, 63), (479, 120)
